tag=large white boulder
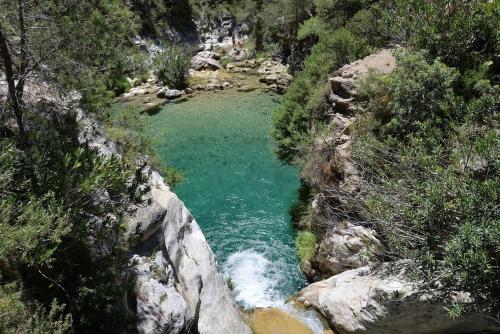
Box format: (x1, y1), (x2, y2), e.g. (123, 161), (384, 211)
(192, 56), (223, 70)
(297, 266), (500, 334)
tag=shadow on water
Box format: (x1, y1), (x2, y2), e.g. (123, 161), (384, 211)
(141, 104), (165, 116)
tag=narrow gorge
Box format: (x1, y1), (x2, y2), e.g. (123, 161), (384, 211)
(0, 1), (498, 334)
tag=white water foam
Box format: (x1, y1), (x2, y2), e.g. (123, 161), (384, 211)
(224, 250), (328, 334)
(223, 250), (284, 309)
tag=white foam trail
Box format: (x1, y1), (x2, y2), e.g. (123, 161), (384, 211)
(223, 250), (283, 309)
(223, 250), (327, 334)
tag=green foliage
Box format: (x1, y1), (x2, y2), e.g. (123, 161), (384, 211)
(351, 50), (500, 314)
(154, 45), (192, 89)
(163, 165), (185, 188)
(273, 28), (369, 160)
(0, 106), (145, 332)
(296, 231), (317, 262)
(0, 0), (141, 113)
(297, 17), (326, 40)
(346, 5), (384, 47)
(313, 0), (367, 26)
(105, 104), (161, 168)
(0, 192), (69, 266)
(384, 51), (461, 137)
(384, 0), (499, 70)
(0, 283), (71, 334)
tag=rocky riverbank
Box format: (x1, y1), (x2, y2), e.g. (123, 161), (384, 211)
(291, 49), (500, 334)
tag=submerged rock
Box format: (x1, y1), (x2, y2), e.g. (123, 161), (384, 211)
(297, 265), (500, 334)
(237, 85), (257, 92)
(251, 308), (314, 334)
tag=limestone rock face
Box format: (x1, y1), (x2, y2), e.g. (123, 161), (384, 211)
(160, 191), (251, 334)
(77, 111), (250, 334)
(257, 60), (293, 93)
(301, 49), (397, 281)
(196, 50), (221, 60)
(297, 266), (500, 334)
(127, 170), (251, 334)
(130, 252), (192, 334)
(316, 222), (381, 276)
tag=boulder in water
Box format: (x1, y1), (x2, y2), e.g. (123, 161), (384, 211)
(251, 308), (314, 334)
(157, 89), (183, 99)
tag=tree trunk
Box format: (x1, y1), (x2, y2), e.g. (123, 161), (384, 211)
(0, 24), (25, 140)
(16, 0), (27, 101)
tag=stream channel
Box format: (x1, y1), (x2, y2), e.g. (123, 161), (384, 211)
(142, 83), (326, 333)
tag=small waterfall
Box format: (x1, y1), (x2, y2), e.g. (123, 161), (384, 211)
(223, 250), (328, 334)
(223, 250), (283, 309)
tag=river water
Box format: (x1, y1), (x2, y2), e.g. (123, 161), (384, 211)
(147, 88), (309, 309)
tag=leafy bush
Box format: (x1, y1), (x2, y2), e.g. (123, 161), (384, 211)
(0, 283), (71, 334)
(383, 0), (499, 70)
(350, 50), (500, 315)
(296, 231), (317, 262)
(0, 107), (146, 332)
(163, 165), (185, 188)
(154, 45), (192, 89)
(105, 104), (162, 168)
(385, 51), (461, 137)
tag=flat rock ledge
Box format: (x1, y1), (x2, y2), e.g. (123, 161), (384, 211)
(296, 265), (500, 334)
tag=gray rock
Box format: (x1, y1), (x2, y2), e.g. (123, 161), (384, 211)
(130, 253), (193, 334)
(161, 192), (252, 334)
(316, 222), (381, 276)
(192, 57), (223, 70)
(125, 169), (250, 334)
(157, 89), (183, 99)
(298, 265), (500, 334)
(196, 51), (221, 60)
(76, 109), (117, 157)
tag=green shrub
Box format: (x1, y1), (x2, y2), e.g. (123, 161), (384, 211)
(346, 6), (384, 47)
(163, 165), (185, 188)
(0, 108), (146, 332)
(383, 0), (499, 70)
(350, 49), (500, 315)
(105, 104), (162, 168)
(296, 231), (317, 262)
(0, 283), (71, 334)
(154, 45), (192, 89)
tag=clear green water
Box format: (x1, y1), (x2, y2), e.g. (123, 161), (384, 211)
(147, 89), (307, 308)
